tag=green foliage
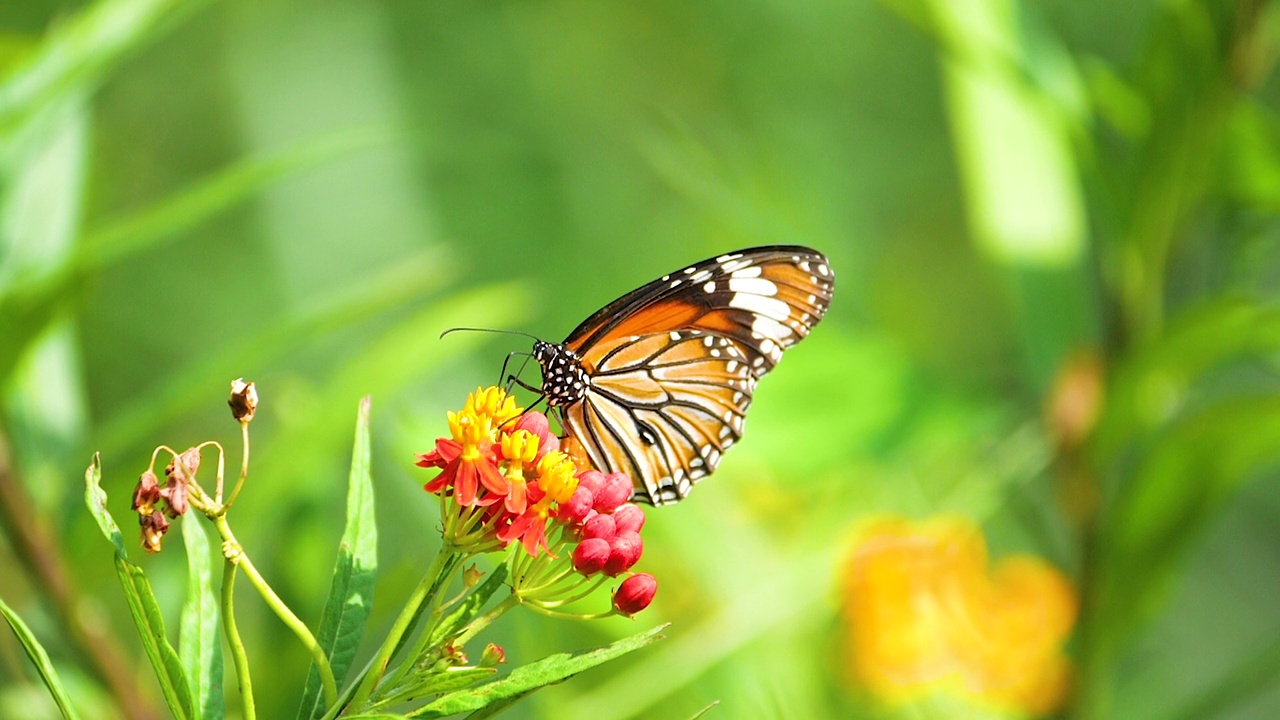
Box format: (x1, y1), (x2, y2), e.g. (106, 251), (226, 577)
(299, 397), (378, 720)
(0, 596), (80, 720)
(84, 455), (195, 719)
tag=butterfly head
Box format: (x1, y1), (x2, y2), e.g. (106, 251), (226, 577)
(532, 340), (589, 407)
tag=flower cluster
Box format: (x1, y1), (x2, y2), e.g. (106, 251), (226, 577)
(131, 448), (200, 553)
(840, 515), (1076, 716)
(416, 387), (657, 616)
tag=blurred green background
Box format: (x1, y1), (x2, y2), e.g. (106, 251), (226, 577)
(3, 0), (1280, 718)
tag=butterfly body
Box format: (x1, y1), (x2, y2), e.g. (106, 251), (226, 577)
(532, 245), (833, 505)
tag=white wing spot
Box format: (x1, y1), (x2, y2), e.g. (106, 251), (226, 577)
(817, 264), (830, 277)
(730, 292), (792, 322)
(703, 281), (717, 293)
(727, 277), (778, 297)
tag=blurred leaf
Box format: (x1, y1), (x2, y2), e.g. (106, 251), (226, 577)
(410, 625), (668, 718)
(1096, 300), (1280, 459)
(426, 565), (509, 651)
(0, 0), (208, 137)
(297, 396), (378, 720)
(1098, 395), (1280, 641)
(1171, 626), (1280, 720)
(97, 248), (452, 454)
(83, 454), (195, 719)
(80, 125), (402, 269)
(180, 514), (223, 720)
(0, 595), (81, 720)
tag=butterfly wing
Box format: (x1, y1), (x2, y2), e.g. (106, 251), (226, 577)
(565, 246), (833, 378)
(562, 330), (756, 503)
(558, 245), (833, 504)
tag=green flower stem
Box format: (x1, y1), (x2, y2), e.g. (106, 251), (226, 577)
(213, 514), (338, 707)
(519, 600), (614, 621)
(224, 421), (249, 507)
(452, 595), (520, 648)
(222, 562), (256, 720)
(381, 558), (468, 693)
(346, 548), (463, 711)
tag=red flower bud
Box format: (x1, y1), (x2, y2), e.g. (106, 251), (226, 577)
(480, 643), (506, 667)
(573, 538), (611, 575)
(612, 503), (646, 534)
(613, 573), (657, 616)
(558, 486), (594, 525)
(576, 469), (606, 496)
(604, 531), (643, 576)
(582, 513), (616, 541)
(593, 472), (632, 513)
(512, 412), (558, 461)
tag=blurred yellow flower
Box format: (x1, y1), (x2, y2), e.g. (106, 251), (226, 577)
(840, 516), (1076, 716)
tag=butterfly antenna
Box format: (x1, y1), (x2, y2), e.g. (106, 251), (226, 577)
(440, 326), (541, 341)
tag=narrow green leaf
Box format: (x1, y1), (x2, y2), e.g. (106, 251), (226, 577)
(0, 596), (81, 720)
(83, 454), (194, 719)
(343, 715), (410, 719)
(410, 625), (668, 718)
(0, 0), (209, 134)
(180, 515), (224, 720)
(426, 565), (508, 650)
(82, 453), (126, 556)
(115, 555), (195, 720)
(297, 397), (378, 720)
(460, 692), (528, 720)
(81, 126), (399, 269)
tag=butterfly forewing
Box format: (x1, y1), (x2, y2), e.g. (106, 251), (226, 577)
(542, 245), (832, 505)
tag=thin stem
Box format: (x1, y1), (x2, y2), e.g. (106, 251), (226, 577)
(225, 421), (250, 508)
(221, 562), (255, 720)
(346, 548), (462, 711)
(213, 514), (337, 707)
(383, 558), (468, 691)
(452, 595), (520, 648)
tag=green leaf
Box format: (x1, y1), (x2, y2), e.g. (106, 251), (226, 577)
(297, 396), (379, 720)
(82, 453), (127, 556)
(0, 0), (209, 136)
(83, 454), (195, 719)
(426, 565), (508, 651)
(180, 515), (224, 720)
(0, 595), (81, 720)
(80, 126), (399, 270)
(410, 625), (668, 718)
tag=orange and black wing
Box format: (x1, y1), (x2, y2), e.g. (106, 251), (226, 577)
(560, 246), (833, 504)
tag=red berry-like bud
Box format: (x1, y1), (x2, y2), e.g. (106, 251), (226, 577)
(576, 470), (606, 496)
(512, 412), (558, 460)
(612, 503), (646, 534)
(593, 472), (632, 513)
(558, 486), (594, 525)
(613, 573), (657, 616)
(604, 531), (643, 576)
(583, 513), (616, 541)
(573, 538), (611, 575)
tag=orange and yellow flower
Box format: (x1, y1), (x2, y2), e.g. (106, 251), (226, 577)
(840, 515), (1076, 716)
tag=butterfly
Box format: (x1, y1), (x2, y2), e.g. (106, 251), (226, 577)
(523, 245), (833, 505)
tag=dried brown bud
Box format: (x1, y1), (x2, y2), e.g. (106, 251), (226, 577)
(166, 447), (201, 483)
(140, 512), (170, 553)
(229, 378), (258, 423)
(132, 470), (161, 515)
